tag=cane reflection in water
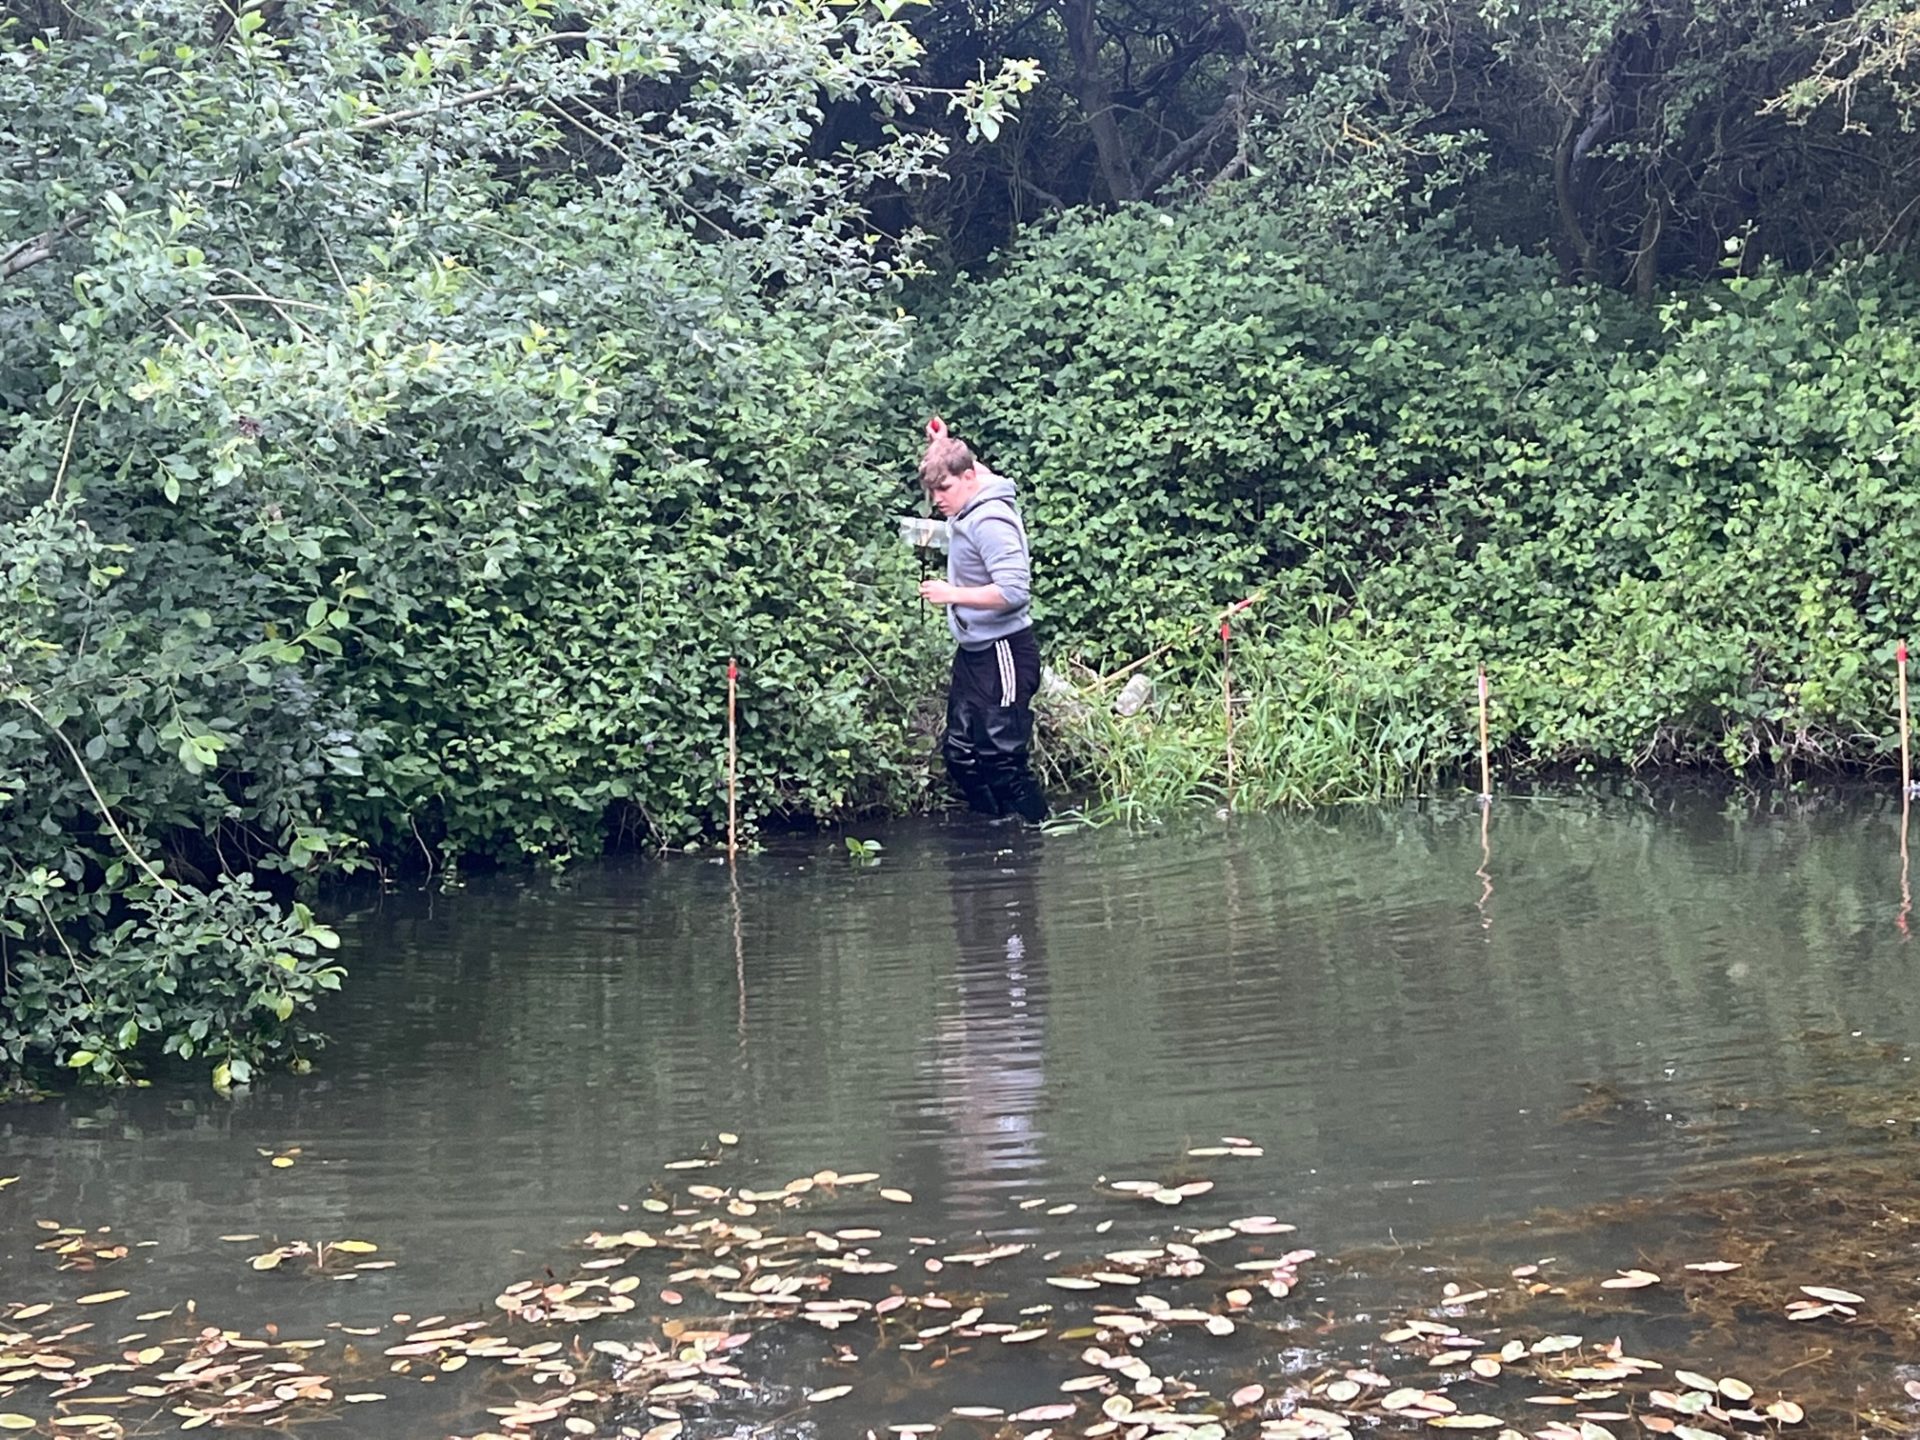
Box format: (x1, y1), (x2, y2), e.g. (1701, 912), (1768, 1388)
(920, 839), (1049, 1222)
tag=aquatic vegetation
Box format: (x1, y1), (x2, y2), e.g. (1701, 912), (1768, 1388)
(1042, 620), (1451, 825)
(847, 838), (887, 866)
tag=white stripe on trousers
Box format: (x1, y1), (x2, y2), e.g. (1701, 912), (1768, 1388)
(995, 639), (1015, 706)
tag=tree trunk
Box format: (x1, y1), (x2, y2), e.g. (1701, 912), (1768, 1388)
(1060, 0), (1138, 205)
(1631, 187), (1665, 301)
(1553, 112), (1601, 283)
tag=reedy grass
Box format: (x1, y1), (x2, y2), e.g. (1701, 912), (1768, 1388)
(1040, 617), (1463, 828)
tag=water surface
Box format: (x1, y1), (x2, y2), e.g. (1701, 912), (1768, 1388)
(4, 788), (1916, 1431)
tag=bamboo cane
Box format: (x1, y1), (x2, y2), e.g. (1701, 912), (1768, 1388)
(726, 657), (739, 861)
(1901, 641), (1912, 799)
(1477, 663), (1492, 802)
(1221, 620), (1235, 807)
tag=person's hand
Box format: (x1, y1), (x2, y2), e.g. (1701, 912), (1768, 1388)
(920, 579), (958, 605)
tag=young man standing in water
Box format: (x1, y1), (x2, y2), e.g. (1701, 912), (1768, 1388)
(918, 419), (1050, 824)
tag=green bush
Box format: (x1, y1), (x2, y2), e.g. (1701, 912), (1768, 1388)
(0, 0), (958, 1083)
(917, 204), (1920, 800)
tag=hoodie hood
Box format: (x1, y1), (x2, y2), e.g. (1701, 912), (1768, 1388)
(954, 470), (1018, 519)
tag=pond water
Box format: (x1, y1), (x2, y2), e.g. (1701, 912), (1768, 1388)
(5, 788), (1920, 1437)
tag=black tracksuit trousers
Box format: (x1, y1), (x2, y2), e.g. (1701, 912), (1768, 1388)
(942, 626), (1049, 823)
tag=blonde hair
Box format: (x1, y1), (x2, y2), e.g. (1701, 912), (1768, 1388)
(919, 433), (974, 492)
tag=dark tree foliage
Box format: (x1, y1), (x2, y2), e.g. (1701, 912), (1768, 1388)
(1403, 0), (1920, 292)
(891, 0), (1920, 283)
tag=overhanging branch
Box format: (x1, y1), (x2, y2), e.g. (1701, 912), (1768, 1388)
(0, 212), (86, 283)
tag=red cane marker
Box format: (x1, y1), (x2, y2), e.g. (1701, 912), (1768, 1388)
(1220, 621), (1236, 806)
(726, 658), (740, 860)
(1902, 641), (1915, 805)
(1476, 664), (1493, 803)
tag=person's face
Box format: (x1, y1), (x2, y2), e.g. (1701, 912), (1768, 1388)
(926, 466), (978, 518)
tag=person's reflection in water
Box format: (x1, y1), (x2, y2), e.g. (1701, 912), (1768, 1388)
(921, 837), (1050, 1224)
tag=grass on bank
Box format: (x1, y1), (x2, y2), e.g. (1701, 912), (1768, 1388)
(1038, 620), (1459, 827)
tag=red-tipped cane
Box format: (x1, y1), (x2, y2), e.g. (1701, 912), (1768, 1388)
(1477, 664), (1492, 803)
(727, 658), (739, 861)
(1899, 641), (1912, 799)
(1221, 619), (1235, 807)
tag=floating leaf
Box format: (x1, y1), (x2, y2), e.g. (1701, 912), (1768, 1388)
(1599, 1269), (1659, 1289)
(1717, 1378), (1753, 1402)
(1429, 1418), (1503, 1430)
(1013, 1403), (1075, 1421)
(1673, 1371), (1718, 1393)
(880, 1188), (913, 1204)
(0, 1419), (33, 1432)
(806, 1385), (851, 1401)
(331, 1240), (378, 1254)
(1682, 1260), (1740, 1272)
(1765, 1401), (1804, 1424)
(1799, 1285), (1864, 1305)
(1230, 1384), (1265, 1407)
(75, 1289), (128, 1304)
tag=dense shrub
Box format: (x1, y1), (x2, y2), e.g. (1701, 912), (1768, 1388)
(917, 204), (1920, 789)
(0, 0), (973, 1081)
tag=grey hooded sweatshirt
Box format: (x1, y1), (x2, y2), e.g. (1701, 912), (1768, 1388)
(946, 471), (1033, 649)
